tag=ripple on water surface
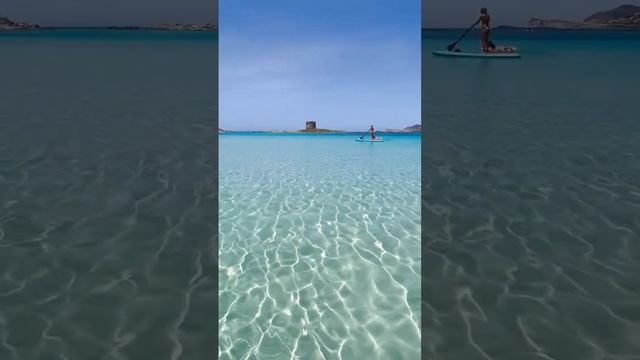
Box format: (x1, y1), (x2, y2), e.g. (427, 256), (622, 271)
(219, 134), (421, 360)
(0, 32), (217, 360)
(422, 33), (640, 360)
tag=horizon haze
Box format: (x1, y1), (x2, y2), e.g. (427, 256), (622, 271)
(0, 0), (217, 27)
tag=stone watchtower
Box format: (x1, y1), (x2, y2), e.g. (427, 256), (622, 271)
(305, 121), (317, 130)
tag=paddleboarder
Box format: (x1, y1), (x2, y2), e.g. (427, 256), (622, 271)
(479, 7), (494, 52)
(435, 10), (520, 58)
(369, 125), (377, 140)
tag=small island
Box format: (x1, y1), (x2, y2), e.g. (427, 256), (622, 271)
(294, 121), (342, 133)
(528, 4), (640, 29)
(0, 15), (39, 30)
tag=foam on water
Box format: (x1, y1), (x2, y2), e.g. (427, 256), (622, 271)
(423, 29), (640, 360)
(219, 133), (421, 359)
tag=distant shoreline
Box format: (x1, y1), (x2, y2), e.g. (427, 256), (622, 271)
(219, 131), (421, 135)
(220, 124), (421, 134)
(1, 26), (218, 32)
(0, 16), (217, 32)
(422, 26), (640, 31)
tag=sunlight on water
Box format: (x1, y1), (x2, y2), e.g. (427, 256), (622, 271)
(219, 134), (421, 359)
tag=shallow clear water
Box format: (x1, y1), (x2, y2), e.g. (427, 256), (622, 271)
(423, 29), (640, 359)
(219, 133), (421, 359)
(0, 30), (217, 360)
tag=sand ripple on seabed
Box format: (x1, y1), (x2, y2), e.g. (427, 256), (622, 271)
(0, 138), (217, 360)
(219, 169), (421, 360)
(422, 139), (640, 360)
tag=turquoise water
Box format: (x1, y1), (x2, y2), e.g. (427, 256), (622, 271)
(423, 29), (640, 359)
(0, 31), (217, 359)
(219, 133), (421, 359)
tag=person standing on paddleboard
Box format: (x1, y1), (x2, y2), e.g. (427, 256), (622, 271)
(479, 8), (493, 53)
(369, 125), (377, 140)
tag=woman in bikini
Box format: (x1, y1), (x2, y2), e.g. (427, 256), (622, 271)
(479, 8), (492, 53)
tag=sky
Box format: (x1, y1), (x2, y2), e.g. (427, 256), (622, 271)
(0, 0), (217, 26)
(423, 0), (631, 27)
(220, 0), (420, 131)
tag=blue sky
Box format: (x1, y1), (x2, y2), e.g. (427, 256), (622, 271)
(220, 0), (420, 131)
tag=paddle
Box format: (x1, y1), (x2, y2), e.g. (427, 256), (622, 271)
(359, 128), (371, 139)
(447, 19), (480, 51)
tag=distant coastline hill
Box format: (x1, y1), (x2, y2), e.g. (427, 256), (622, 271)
(585, 4), (640, 23)
(385, 124), (422, 133)
(529, 4), (640, 29)
(403, 124), (422, 132)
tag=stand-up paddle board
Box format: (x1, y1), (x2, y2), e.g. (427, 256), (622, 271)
(434, 46), (520, 59)
(356, 138), (383, 143)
